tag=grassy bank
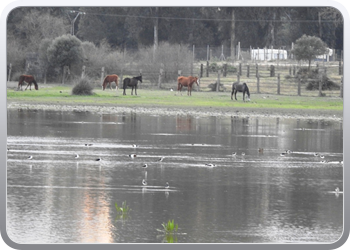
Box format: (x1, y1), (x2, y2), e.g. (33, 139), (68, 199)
(7, 84), (343, 111)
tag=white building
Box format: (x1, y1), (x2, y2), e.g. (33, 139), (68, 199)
(251, 49), (288, 61)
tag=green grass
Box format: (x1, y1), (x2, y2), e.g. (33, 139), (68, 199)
(7, 84), (343, 111)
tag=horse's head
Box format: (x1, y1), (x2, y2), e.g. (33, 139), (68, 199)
(138, 75), (142, 83)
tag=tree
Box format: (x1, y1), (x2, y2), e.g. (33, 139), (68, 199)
(47, 34), (84, 83)
(292, 35), (328, 70)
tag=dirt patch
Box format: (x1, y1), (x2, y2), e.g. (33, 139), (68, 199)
(7, 100), (343, 121)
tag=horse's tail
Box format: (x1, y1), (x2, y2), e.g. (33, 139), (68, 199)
(244, 83), (250, 98)
(33, 79), (38, 90)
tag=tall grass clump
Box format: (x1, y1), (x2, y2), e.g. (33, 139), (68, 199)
(71, 77), (95, 95)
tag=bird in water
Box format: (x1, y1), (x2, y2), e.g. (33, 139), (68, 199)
(205, 163), (216, 167)
(142, 164), (148, 169)
(75, 154), (79, 159)
(142, 179), (147, 186)
(129, 154), (137, 159)
(85, 143), (93, 146)
(165, 182), (170, 189)
(95, 158), (102, 161)
(27, 155), (33, 160)
(157, 157), (165, 162)
(232, 152), (237, 156)
(241, 152), (245, 156)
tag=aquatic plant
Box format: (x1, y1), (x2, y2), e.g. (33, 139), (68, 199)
(115, 201), (131, 215)
(158, 219), (178, 234)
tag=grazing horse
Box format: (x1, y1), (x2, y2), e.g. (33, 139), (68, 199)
(123, 75), (142, 95)
(231, 82), (250, 102)
(102, 74), (119, 91)
(177, 76), (199, 96)
(17, 75), (38, 91)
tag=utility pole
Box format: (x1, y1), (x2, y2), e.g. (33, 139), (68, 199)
(69, 10), (85, 36)
(153, 7), (159, 62)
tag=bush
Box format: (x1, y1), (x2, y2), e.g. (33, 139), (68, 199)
(296, 68), (340, 90)
(71, 77), (95, 95)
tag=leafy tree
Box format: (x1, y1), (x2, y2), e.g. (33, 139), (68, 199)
(292, 35), (328, 70)
(47, 34), (84, 81)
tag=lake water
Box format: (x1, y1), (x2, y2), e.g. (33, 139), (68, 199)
(6, 109), (344, 244)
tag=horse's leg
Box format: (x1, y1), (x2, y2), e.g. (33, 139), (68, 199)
(109, 82), (112, 90)
(231, 90), (234, 100)
(234, 90), (238, 101)
(243, 91), (245, 102)
(135, 86), (137, 95)
(25, 82), (30, 91)
(131, 86), (134, 95)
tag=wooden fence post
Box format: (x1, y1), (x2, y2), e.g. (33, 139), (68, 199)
(223, 64), (227, 77)
(298, 78), (301, 96)
(216, 70), (221, 92)
(339, 60), (342, 75)
(100, 67), (105, 87)
(277, 74), (280, 95)
(340, 77), (343, 98)
(257, 74), (260, 94)
(239, 63), (242, 76)
(7, 63), (12, 82)
(237, 74), (240, 83)
(158, 68), (163, 89)
(247, 65), (250, 78)
(200, 64), (203, 78)
(255, 63), (259, 77)
(81, 66), (86, 78)
(270, 65), (275, 77)
(206, 61), (209, 77)
(318, 75), (323, 97)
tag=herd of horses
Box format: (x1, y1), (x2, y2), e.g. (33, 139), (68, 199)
(16, 74), (251, 101)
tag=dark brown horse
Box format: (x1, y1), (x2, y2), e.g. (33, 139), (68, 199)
(123, 75), (142, 95)
(231, 82), (250, 102)
(177, 76), (199, 96)
(102, 74), (119, 91)
(17, 75), (38, 91)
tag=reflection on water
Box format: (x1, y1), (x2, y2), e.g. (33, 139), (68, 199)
(6, 109), (343, 243)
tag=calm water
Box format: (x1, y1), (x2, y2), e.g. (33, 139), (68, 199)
(6, 109), (343, 243)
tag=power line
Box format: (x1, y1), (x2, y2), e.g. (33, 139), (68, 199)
(68, 10), (340, 23)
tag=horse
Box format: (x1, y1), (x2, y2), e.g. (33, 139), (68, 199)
(177, 76), (199, 96)
(123, 75), (142, 95)
(231, 82), (250, 102)
(17, 75), (38, 91)
(102, 74), (119, 91)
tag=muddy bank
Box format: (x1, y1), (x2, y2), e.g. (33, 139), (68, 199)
(7, 100), (343, 121)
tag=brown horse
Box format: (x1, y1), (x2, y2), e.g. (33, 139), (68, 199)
(177, 76), (199, 96)
(102, 74), (119, 91)
(17, 75), (38, 91)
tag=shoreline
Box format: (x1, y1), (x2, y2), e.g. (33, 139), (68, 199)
(7, 101), (343, 121)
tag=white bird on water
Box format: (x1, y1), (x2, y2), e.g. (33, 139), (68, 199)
(142, 164), (148, 169)
(165, 182), (170, 189)
(95, 157), (102, 161)
(75, 154), (79, 159)
(129, 154), (137, 159)
(205, 163), (216, 167)
(142, 179), (147, 186)
(157, 157), (165, 162)
(27, 155), (33, 160)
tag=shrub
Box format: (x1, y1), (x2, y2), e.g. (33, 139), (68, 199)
(71, 77), (94, 95)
